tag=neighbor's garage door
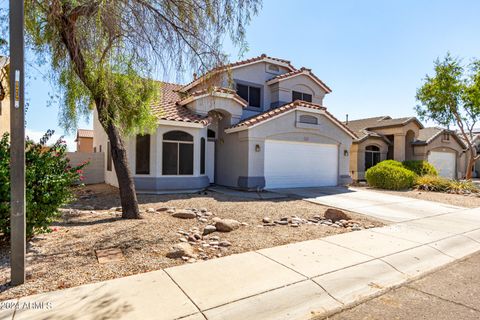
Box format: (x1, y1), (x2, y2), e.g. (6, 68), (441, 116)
(428, 151), (456, 179)
(264, 140), (338, 188)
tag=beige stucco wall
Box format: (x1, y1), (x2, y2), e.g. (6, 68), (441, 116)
(350, 137), (389, 181)
(371, 121), (421, 162)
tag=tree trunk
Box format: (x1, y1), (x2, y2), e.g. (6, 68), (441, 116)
(104, 122), (141, 219)
(466, 156), (475, 180)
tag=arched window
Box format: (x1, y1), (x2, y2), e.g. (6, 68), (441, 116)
(299, 115), (318, 125)
(365, 145), (381, 170)
(163, 131), (194, 175)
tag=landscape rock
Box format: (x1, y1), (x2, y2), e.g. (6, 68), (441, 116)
(219, 240), (231, 247)
(274, 220), (288, 225)
(262, 217), (272, 223)
(324, 208), (351, 222)
(203, 225), (217, 235)
(156, 207), (170, 212)
(215, 219), (240, 232)
(172, 210), (197, 219)
(146, 208), (155, 213)
(200, 208), (208, 213)
(166, 243), (195, 259)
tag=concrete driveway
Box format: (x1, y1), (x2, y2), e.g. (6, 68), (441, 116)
(271, 187), (464, 222)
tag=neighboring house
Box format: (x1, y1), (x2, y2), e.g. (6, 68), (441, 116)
(460, 128), (480, 177)
(75, 129), (94, 152)
(346, 116), (468, 180)
(93, 54), (356, 192)
(0, 56), (9, 137)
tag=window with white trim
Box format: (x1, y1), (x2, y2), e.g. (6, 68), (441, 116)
(162, 131), (194, 175)
(236, 83), (261, 108)
(292, 91), (312, 102)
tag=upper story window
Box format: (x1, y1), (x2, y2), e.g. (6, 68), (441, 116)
(237, 83), (261, 108)
(292, 91), (312, 103)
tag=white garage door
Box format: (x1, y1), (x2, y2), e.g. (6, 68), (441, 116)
(264, 140), (338, 189)
(428, 151), (456, 179)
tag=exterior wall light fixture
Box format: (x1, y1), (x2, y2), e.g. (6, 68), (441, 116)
(255, 144), (261, 152)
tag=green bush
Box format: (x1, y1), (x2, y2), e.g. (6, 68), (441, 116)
(0, 131), (87, 241)
(415, 175), (479, 193)
(403, 160), (438, 176)
(376, 160), (404, 168)
(365, 161), (416, 190)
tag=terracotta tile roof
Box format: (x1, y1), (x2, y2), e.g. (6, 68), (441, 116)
(178, 87), (248, 107)
(228, 100), (357, 138)
(77, 129), (94, 138)
(266, 67), (332, 93)
(179, 54), (296, 92)
(151, 82), (210, 124)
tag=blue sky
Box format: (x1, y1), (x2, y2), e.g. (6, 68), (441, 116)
(5, 0), (480, 150)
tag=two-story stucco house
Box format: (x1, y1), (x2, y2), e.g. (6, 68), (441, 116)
(93, 54), (356, 192)
(0, 56), (10, 137)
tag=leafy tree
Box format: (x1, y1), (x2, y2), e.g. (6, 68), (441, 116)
(22, 0), (261, 218)
(416, 53), (480, 179)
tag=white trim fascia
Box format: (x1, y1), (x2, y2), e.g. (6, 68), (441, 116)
(266, 70), (331, 93)
(157, 120), (205, 128)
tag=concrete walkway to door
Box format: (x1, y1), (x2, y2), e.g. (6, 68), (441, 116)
(271, 187), (465, 222)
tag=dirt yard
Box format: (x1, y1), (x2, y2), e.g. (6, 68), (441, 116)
(0, 184), (383, 301)
(353, 185), (480, 208)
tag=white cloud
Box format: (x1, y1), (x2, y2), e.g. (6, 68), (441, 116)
(25, 128), (76, 151)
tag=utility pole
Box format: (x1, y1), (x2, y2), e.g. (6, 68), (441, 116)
(9, 0), (25, 285)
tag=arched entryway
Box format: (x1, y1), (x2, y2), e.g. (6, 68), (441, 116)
(405, 130), (415, 160)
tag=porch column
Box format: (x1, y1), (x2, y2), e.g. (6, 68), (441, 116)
(393, 134), (406, 162)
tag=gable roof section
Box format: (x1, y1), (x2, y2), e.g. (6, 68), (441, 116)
(226, 100), (357, 138)
(179, 54), (296, 93)
(266, 67), (332, 93)
(151, 82), (210, 125)
(413, 127), (467, 149)
(345, 116), (424, 142)
(177, 87), (248, 107)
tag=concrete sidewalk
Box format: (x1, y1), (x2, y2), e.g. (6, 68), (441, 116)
(2, 207), (480, 319)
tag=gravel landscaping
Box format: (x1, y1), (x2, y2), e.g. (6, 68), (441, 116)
(0, 184), (383, 301)
(354, 185), (480, 208)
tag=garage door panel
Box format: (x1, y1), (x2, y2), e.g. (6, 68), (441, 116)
(428, 151), (455, 179)
(264, 140), (338, 188)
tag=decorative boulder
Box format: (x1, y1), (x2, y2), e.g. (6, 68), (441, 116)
(166, 243), (195, 259)
(324, 208), (351, 222)
(215, 219), (240, 232)
(172, 210), (197, 219)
